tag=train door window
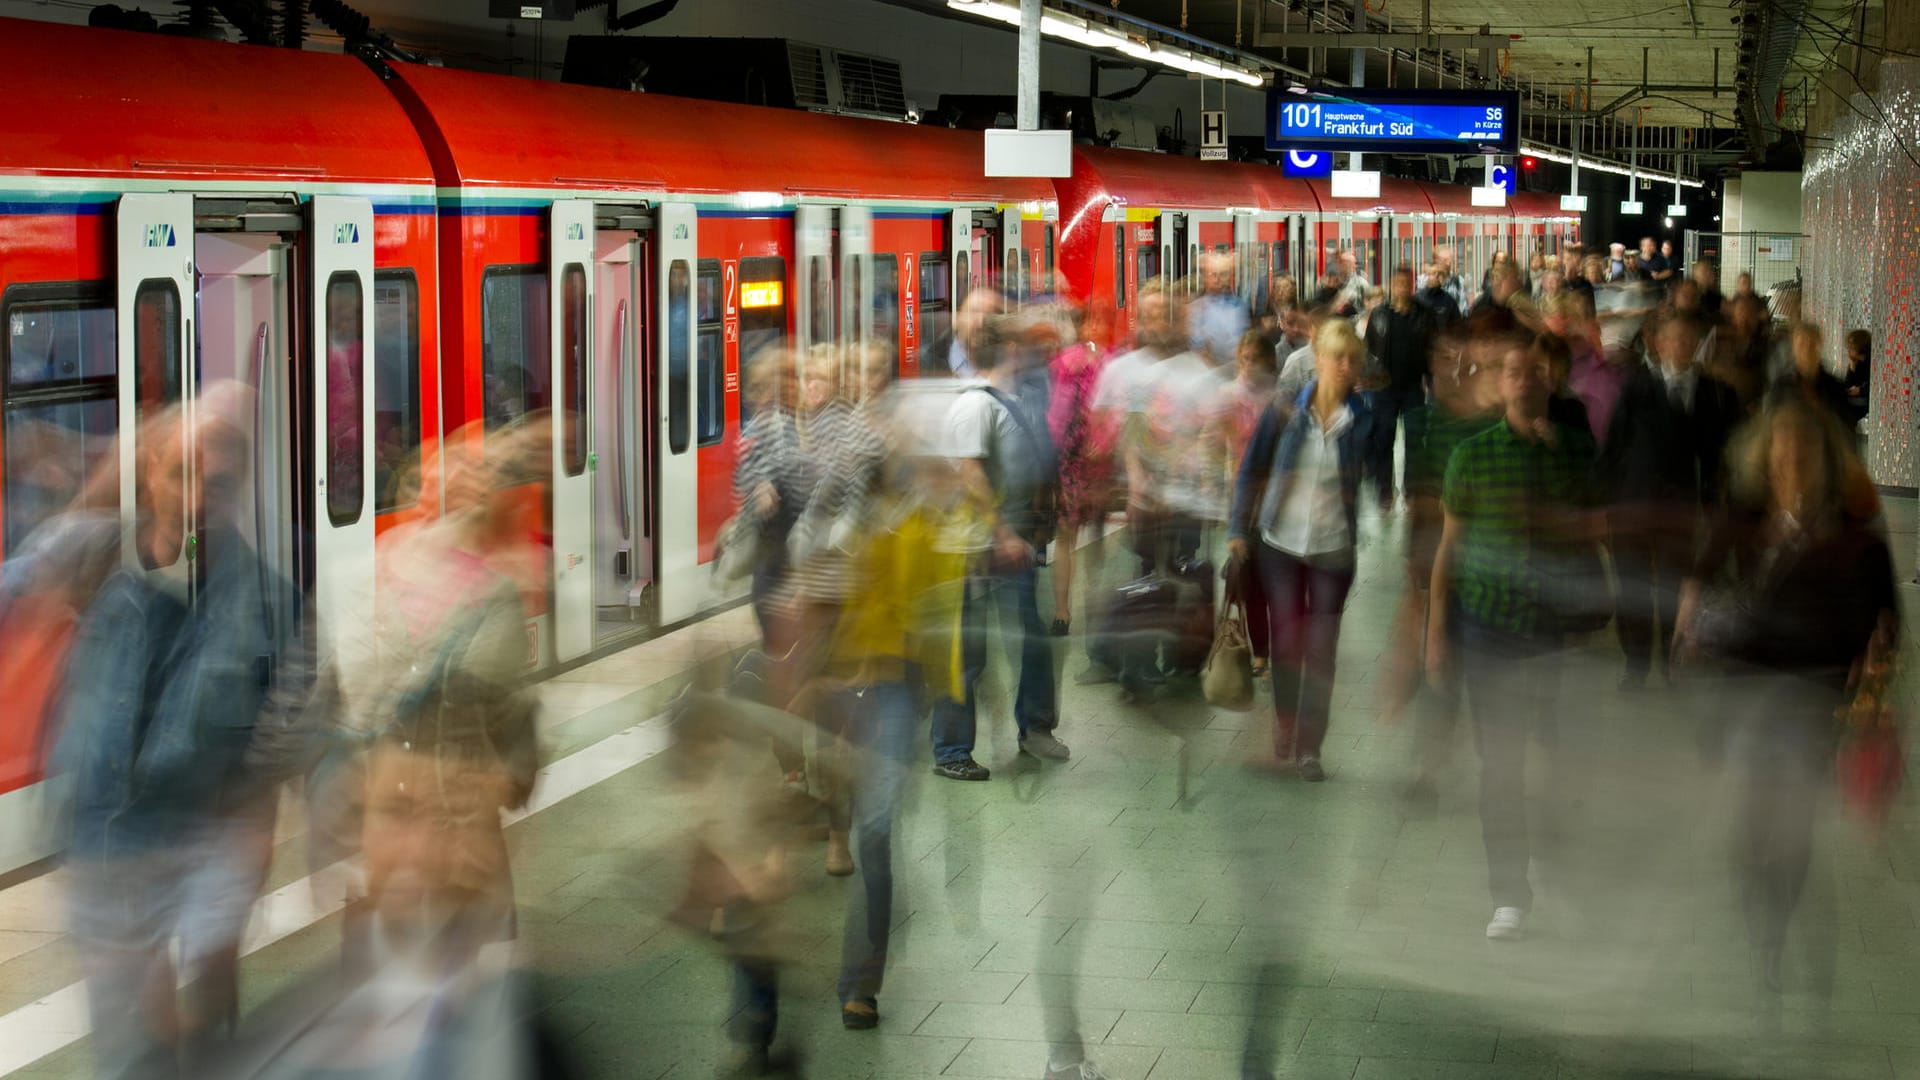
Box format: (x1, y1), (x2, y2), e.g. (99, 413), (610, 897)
(917, 253), (950, 357)
(1004, 248), (1021, 305)
(954, 251), (970, 311)
(1043, 225), (1056, 282)
(841, 254), (865, 348)
(1136, 245), (1159, 287)
(559, 263), (588, 477)
(132, 279), (183, 568)
(695, 260), (724, 447)
(1188, 243), (1200, 290)
(808, 255), (834, 345)
(1113, 237), (1126, 309)
(667, 259), (691, 455)
(738, 256), (788, 429)
(324, 272), (365, 527)
(2, 283), (116, 556)
(372, 270), (420, 513)
(871, 254), (900, 370)
(480, 266), (551, 431)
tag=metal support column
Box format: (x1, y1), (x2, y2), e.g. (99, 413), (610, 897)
(1018, 0), (1040, 131)
(1350, 0), (1365, 172)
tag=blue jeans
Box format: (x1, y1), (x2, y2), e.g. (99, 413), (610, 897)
(731, 958), (779, 1051)
(931, 566), (1058, 764)
(837, 680), (919, 1005)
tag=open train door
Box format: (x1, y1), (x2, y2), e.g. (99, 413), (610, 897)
(549, 199), (594, 662)
(115, 193), (194, 589)
(654, 202), (700, 625)
(308, 196), (376, 658)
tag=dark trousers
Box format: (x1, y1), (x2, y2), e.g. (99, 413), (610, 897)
(1458, 619), (1563, 910)
(931, 565), (1058, 764)
(1235, 552), (1271, 662)
(1255, 543), (1355, 761)
(1367, 384), (1424, 505)
(1733, 676), (1838, 958)
(1612, 512), (1694, 679)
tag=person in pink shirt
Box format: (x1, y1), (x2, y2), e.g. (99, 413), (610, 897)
(1047, 303), (1115, 636)
(1549, 291), (1627, 449)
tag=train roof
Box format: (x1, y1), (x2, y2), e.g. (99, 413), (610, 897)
(387, 63), (1055, 204)
(1066, 146), (1321, 214)
(0, 17), (432, 187)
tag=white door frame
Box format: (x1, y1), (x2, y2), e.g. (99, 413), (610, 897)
(549, 199), (595, 662)
(654, 202), (701, 625)
(115, 193), (195, 587)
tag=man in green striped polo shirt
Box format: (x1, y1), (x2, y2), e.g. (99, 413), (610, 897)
(1427, 333), (1600, 943)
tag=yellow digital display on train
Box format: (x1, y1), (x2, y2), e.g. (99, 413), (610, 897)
(740, 280), (784, 309)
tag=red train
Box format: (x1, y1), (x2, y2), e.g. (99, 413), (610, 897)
(0, 17), (1575, 871)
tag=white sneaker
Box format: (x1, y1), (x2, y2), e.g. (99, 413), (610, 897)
(1486, 906), (1525, 941)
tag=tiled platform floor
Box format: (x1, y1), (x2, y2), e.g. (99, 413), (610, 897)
(7, 501), (1920, 1079)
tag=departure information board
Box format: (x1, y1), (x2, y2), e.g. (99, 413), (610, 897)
(1265, 89), (1520, 154)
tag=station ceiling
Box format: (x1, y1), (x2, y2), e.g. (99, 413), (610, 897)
(915, 0), (1862, 152)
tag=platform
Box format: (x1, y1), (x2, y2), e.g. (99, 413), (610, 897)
(4, 501), (1920, 1080)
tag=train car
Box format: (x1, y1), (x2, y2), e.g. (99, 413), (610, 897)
(1057, 148), (1320, 342)
(0, 16), (438, 874)
(383, 63), (1054, 667)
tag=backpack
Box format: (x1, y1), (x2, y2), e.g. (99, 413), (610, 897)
(973, 384), (1059, 548)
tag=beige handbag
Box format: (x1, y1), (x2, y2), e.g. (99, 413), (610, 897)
(1201, 595), (1255, 710)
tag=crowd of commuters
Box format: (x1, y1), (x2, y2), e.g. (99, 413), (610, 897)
(0, 229), (1898, 1080)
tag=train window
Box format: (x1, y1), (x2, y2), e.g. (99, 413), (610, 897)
(1043, 225), (1056, 282)
(130, 279), (184, 569)
(695, 260), (723, 447)
(1004, 248), (1020, 306)
(737, 256), (788, 431)
(918, 253), (950, 360)
(842, 254), (865, 347)
(2, 283), (116, 556)
(808, 255), (834, 346)
(560, 263), (587, 477)
(1113, 238), (1126, 309)
(480, 266), (551, 432)
(954, 251), (970, 310)
(324, 272), (365, 528)
(871, 254), (900, 357)
(668, 259), (691, 455)
(1136, 245), (1159, 287)
(372, 270), (420, 513)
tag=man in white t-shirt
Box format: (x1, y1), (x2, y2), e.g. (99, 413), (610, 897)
(1593, 278), (1654, 363)
(933, 319), (1067, 781)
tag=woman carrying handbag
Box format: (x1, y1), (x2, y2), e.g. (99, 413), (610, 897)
(1226, 320), (1373, 783)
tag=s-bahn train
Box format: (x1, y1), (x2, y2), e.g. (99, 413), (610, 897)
(0, 16), (1576, 873)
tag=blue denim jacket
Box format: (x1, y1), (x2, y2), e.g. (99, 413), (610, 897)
(1227, 380), (1374, 552)
(55, 531), (305, 860)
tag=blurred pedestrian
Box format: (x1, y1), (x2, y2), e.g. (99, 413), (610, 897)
(1427, 336), (1600, 941)
(1228, 319), (1373, 782)
(1047, 304), (1114, 639)
(1364, 267), (1438, 512)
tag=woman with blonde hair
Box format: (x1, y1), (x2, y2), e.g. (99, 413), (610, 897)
(1226, 318), (1374, 781)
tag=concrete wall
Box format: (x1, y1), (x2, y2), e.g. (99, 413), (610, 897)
(1725, 171), (1804, 235)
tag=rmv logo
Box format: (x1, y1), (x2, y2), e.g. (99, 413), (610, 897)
(565, 222), (585, 241)
(333, 223), (360, 245)
(144, 224), (176, 248)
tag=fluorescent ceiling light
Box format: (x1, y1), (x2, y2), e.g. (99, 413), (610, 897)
(948, 0), (1265, 87)
(1522, 143), (1703, 189)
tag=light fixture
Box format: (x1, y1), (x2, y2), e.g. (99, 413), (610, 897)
(1521, 143), (1705, 189)
(1663, 216), (1674, 228)
(947, 0), (1267, 87)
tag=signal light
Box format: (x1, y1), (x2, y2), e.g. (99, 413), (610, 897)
(1522, 156), (1538, 170)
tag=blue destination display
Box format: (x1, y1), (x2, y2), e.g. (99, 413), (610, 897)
(1265, 88), (1520, 154)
